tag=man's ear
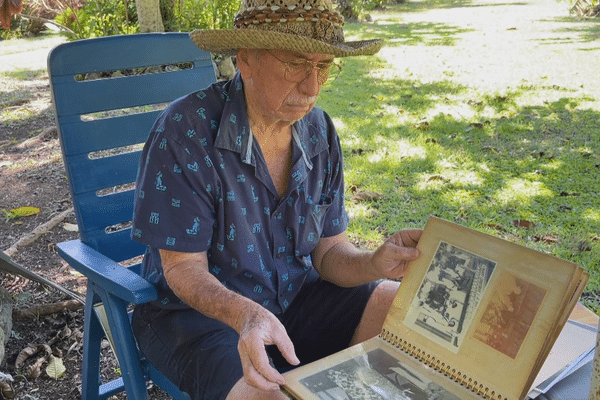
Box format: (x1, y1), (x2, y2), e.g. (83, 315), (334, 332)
(236, 48), (253, 79)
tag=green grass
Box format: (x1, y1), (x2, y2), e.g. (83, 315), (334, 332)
(317, 55), (600, 312)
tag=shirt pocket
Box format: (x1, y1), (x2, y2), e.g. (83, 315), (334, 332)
(294, 201), (332, 256)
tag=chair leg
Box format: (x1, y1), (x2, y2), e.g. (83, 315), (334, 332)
(81, 287), (107, 400)
(99, 286), (149, 400)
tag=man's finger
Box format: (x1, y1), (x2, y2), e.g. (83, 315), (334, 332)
(400, 229), (422, 247)
(239, 347), (282, 390)
(242, 333), (286, 386)
(274, 332), (300, 366)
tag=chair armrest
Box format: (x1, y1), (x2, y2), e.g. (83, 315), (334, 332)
(57, 239), (157, 305)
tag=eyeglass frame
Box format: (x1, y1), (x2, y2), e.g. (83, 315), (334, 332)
(265, 50), (342, 85)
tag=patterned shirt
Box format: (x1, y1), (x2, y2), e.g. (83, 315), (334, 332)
(131, 72), (349, 315)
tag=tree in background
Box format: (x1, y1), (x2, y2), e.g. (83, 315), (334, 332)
(136, 0), (164, 32)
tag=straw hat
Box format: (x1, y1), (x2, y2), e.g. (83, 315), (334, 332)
(189, 0), (383, 57)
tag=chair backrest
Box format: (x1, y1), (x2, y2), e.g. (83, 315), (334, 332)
(48, 33), (216, 263)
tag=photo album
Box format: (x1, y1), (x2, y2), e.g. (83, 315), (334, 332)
(283, 217), (589, 400)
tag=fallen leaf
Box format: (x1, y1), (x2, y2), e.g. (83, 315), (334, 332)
(46, 355), (66, 379)
(350, 191), (383, 203)
(482, 146), (499, 154)
(0, 381), (14, 399)
(427, 175), (449, 182)
(63, 223), (79, 232)
(534, 234), (560, 244)
(416, 121), (430, 131)
(578, 242), (592, 252)
(27, 356), (46, 379)
(349, 148), (374, 155)
(512, 220), (535, 229)
(15, 344), (51, 369)
(9, 206), (41, 218)
(485, 223), (506, 232)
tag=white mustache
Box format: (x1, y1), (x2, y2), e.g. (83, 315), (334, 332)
(286, 97), (317, 106)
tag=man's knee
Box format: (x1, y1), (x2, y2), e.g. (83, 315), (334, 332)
(351, 280), (400, 345)
(226, 378), (290, 400)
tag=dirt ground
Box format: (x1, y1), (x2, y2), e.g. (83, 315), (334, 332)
(0, 0), (598, 398)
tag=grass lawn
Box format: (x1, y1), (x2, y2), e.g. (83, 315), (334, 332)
(317, 0), (600, 311)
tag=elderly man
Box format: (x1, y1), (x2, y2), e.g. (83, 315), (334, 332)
(131, 0), (422, 399)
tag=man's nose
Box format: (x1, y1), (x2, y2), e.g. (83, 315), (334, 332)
(299, 67), (321, 96)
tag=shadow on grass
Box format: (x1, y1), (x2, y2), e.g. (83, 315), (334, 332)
(319, 57), (600, 300)
(537, 16), (600, 44)
(0, 68), (48, 81)
(346, 21), (474, 46)
(0, 68), (54, 141)
(378, 0), (530, 14)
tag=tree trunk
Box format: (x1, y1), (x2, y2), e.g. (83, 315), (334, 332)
(0, 287), (13, 366)
(135, 0), (164, 33)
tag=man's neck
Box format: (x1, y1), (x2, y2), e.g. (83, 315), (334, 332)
(248, 116), (294, 198)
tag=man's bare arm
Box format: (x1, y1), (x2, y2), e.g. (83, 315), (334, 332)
(311, 229), (422, 287)
(159, 249), (299, 391)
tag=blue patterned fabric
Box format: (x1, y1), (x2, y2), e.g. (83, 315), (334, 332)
(131, 73), (349, 315)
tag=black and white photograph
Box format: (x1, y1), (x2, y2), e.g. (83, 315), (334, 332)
(299, 348), (462, 400)
(404, 241), (496, 352)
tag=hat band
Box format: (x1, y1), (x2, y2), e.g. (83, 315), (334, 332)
(234, 6), (344, 29)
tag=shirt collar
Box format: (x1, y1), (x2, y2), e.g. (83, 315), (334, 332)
(213, 72), (329, 170)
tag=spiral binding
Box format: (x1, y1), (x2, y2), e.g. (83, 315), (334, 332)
(380, 328), (508, 400)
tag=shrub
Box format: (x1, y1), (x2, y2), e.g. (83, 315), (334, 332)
(0, 0), (87, 39)
(55, 0), (138, 39)
(164, 0), (239, 32)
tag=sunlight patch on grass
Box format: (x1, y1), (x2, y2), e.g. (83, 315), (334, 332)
(495, 179), (553, 204)
(582, 208), (600, 223)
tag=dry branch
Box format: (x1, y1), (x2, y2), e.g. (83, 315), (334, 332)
(12, 300), (83, 320)
(17, 13), (76, 35)
(4, 207), (74, 258)
(15, 126), (57, 150)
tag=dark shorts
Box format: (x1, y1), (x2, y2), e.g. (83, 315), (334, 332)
(132, 278), (380, 400)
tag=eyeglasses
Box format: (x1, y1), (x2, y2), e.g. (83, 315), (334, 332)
(267, 51), (342, 85)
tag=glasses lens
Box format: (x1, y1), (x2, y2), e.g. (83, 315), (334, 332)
(323, 62), (341, 85)
(284, 61), (310, 83)
(281, 58), (342, 85)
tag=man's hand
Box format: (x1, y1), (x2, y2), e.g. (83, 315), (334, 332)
(160, 249), (300, 391)
(235, 304), (300, 391)
(370, 229), (422, 280)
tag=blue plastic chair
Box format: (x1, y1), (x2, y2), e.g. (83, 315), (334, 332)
(48, 33), (217, 400)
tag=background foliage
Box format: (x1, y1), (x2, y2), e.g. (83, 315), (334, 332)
(1, 0), (402, 39)
(53, 0), (240, 39)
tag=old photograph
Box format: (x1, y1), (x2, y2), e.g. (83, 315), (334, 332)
(472, 271), (546, 359)
(404, 241), (496, 352)
(299, 348), (462, 400)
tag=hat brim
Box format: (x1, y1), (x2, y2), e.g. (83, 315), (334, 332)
(190, 29), (383, 57)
